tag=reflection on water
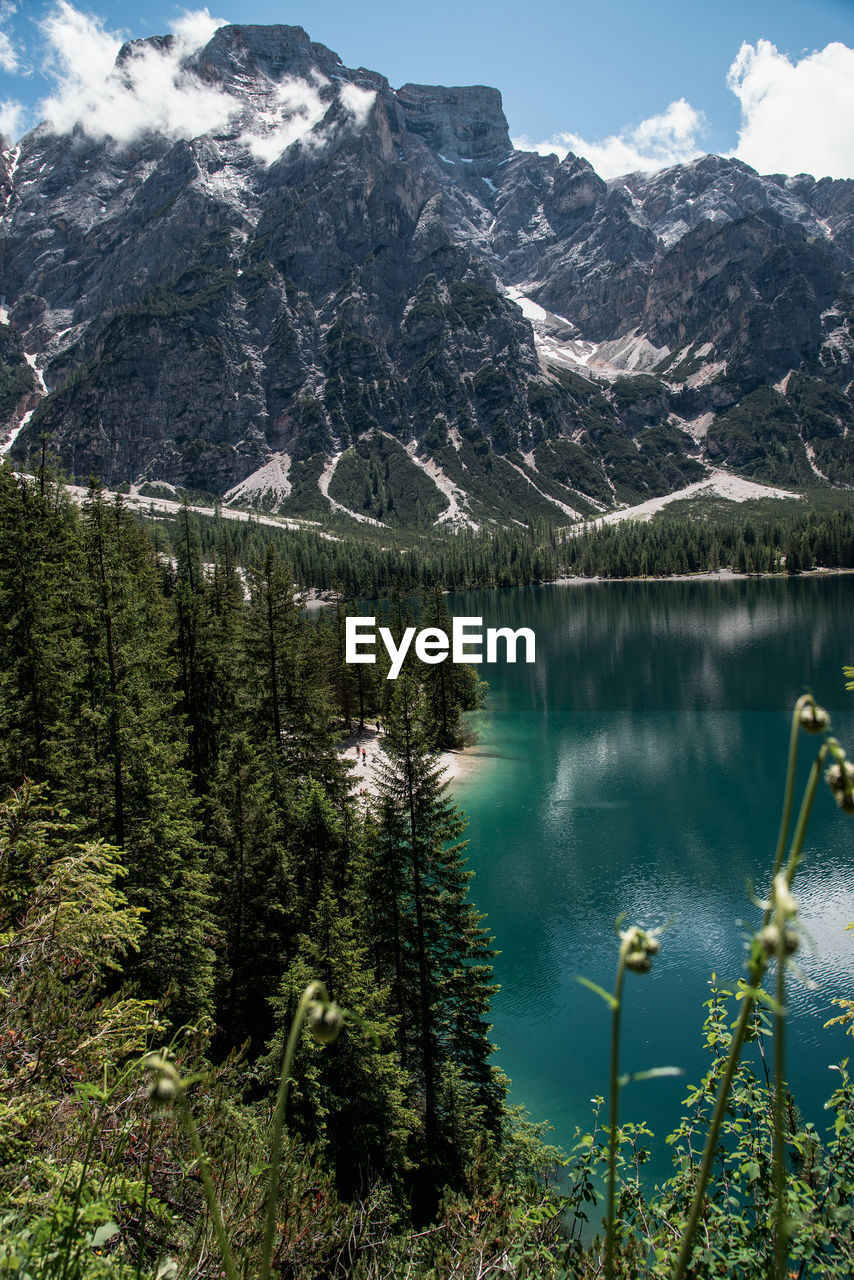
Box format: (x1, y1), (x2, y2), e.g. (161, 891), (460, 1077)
(449, 577), (854, 1184)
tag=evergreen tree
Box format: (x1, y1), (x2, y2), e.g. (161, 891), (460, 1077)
(209, 730), (296, 1054)
(76, 485), (215, 1026)
(419, 588), (484, 749)
(244, 546), (347, 799)
(368, 674), (503, 1179)
(0, 467), (85, 792)
(260, 885), (416, 1197)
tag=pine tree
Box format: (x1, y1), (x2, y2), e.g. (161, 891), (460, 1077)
(75, 485), (216, 1026)
(419, 589), (484, 749)
(0, 467), (85, 792)
(244, 546), (347, 798)
(209, 730), (296, 1054)
(260, 884), (416, 1196)
(368, 674), (503, 1177)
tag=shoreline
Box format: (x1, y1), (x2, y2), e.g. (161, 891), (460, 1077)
(340, 725), (487, 803)
(547, 566), (854, 587)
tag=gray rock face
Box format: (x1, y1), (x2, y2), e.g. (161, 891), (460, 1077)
(395, 83), (511, 169)
(1, 21), (852, 522)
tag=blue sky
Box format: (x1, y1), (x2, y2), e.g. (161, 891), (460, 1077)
(2, 1), (854, 178)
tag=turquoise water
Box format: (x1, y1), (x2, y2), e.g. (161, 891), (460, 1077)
(448, 577), (854, 1184)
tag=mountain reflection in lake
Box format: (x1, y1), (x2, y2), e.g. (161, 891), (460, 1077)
(448, 577), (854, 1184)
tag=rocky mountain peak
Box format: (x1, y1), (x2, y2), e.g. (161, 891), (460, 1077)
(394, 83), (511, 169)
(1, 20), (852, 524)
(195, 22), (343, 85)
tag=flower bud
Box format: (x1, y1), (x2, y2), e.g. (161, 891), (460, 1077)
(799, 702), (830, 735)
(826, 761), (854, 815)
(307, 1002), (344, 1046)
(772, 873), (797, 920)
(760, 924), (799, 957)
(619, 925), (660, 974)
(149, 1077), (177, 1104)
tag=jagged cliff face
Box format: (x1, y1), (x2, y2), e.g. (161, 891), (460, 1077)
(1, 22), (852, 525)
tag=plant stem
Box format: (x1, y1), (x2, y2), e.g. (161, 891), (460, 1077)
(781, 746), (827, 889)
(134, 1116), (155, 1280)
(771, 698), (808, 884)
(671, 972), (761, 1280)
(605, 956), (626, 1280)
(178, 1099), (239, 1280)
(673, 742), (827, 1280)
(259, 980), (326, 1280)
(773, 905), (787, 1280)
(57, 1098), (104, 1280)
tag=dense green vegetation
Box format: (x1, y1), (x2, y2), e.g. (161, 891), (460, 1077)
(2, 463), (854, 1277)
(0, 467), (536, 1273)
(0, 323), (36, 424)
(706, 376), (854, 487)
(328, 433), (448, 525)
(139, 501), (854, 599)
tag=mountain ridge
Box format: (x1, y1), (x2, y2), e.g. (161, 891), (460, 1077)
(1, 21), (852, 526)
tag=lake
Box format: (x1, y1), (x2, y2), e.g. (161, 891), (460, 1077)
(448, 575), (854, 1185)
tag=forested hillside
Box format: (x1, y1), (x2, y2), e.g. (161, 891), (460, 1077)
(0, 465), (546, 1273)
(142, 499), (854, 597)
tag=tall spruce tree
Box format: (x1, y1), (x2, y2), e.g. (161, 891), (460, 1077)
(0, 467), (85, 793)
(260, 883), (417, 1197)
(244, 546), (347, 799)
(76, 486), (216, 1026)
(208, 730), (296, 1054)
(419, 589), (484, 749)
(367, 674), (503, 1180)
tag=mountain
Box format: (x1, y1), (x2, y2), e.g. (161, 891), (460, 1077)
(1, 22), (852, 527)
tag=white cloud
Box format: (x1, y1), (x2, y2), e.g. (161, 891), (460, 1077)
(0, 0), (19, 73)
(517, 39), (854, 182)
(37, 1), (237, 143)
(727, 39), (854, 179)
(513, 99), (707, 179)
(240, 75), (376, 164)
(338, 82), (376, 129)
(0, 97), (24, 139)
(170, 7), (225, 51)
(0, 30), (18, 73)
(240, 73), (329, 163)
(31, 2), (375, 160)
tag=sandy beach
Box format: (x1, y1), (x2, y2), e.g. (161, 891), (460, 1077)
(340, 725), (482, 804)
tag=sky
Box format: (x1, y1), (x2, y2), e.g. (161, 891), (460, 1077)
(1, 0), (853, 179)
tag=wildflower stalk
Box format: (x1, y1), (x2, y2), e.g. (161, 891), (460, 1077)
(57, 1112), (101, 1280)
(672, 733), (827, 1280)
(773, 897), (787, 1280)
(604, 954), (627, 1280)
(177, 1099), (239, 1280)
(134, 1116), (155, 1280)
(259, 980), (329, 1280)
(771, 696), (810, 882)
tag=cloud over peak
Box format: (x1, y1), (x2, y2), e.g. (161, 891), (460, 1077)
(518, 39), (854, 182)
(0, 3), (376, 163)
(728, 39), (854, 180)
(514, 98), (707, 179)
(38, 2), (236, 144)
